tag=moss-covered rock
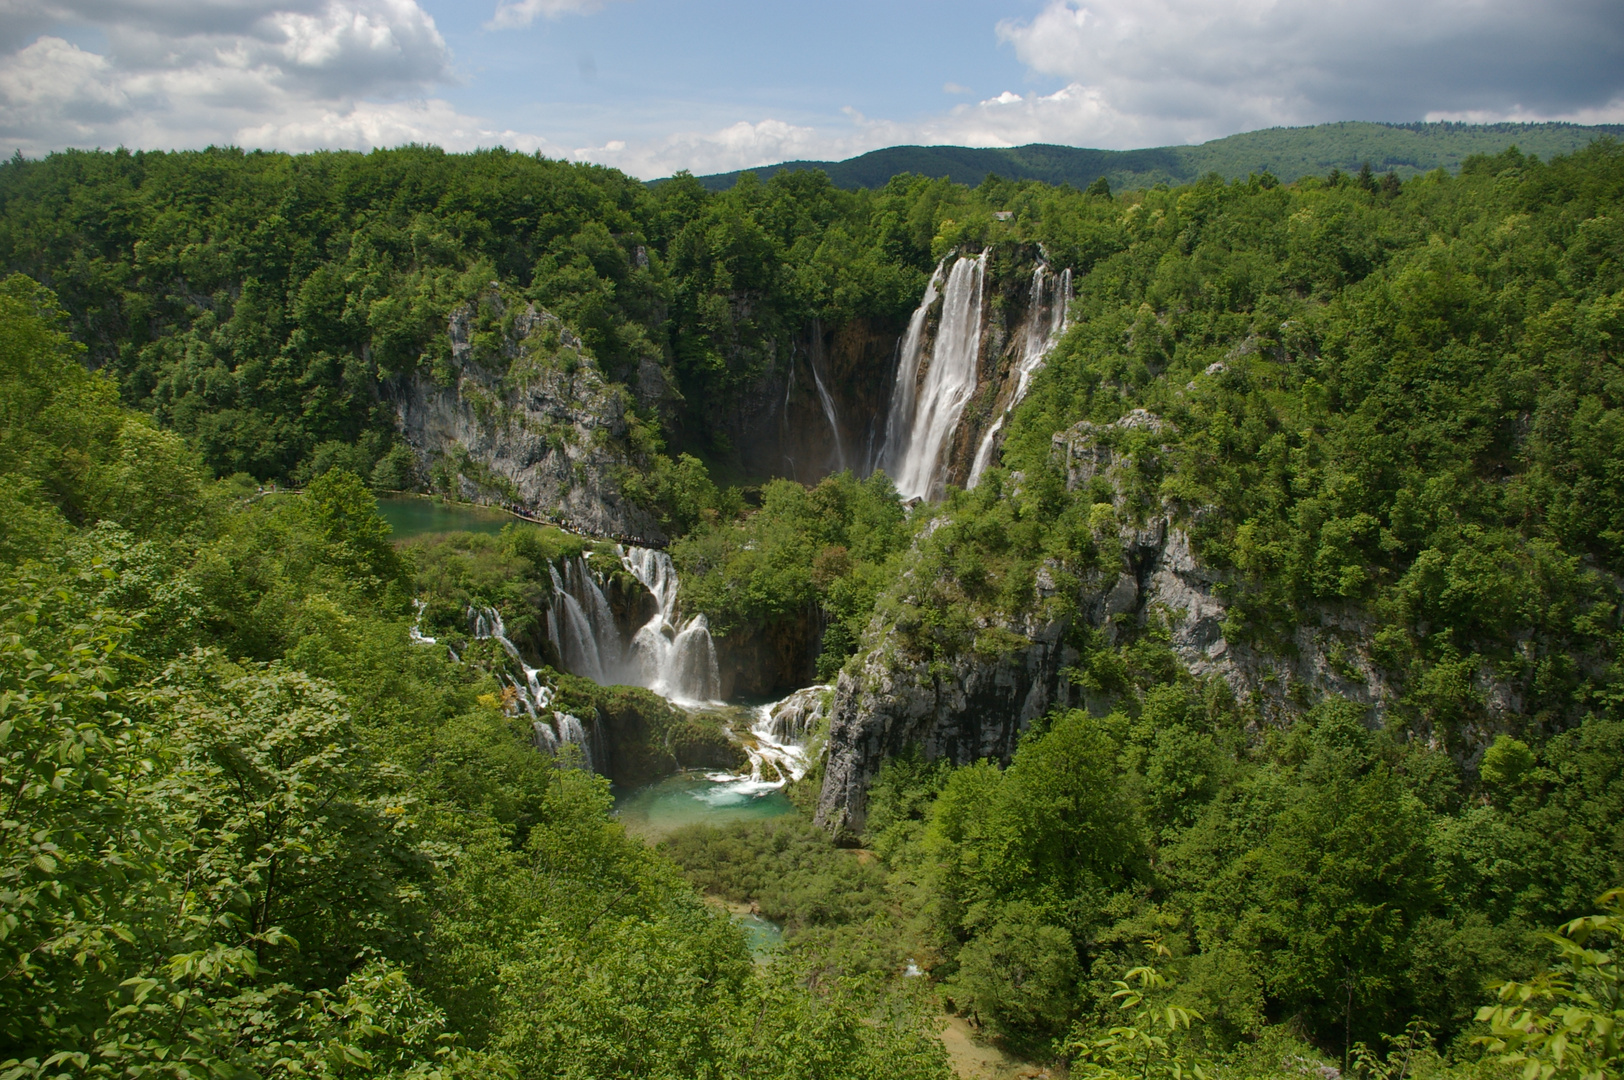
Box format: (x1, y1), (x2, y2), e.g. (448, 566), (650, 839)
(668, 719), (746, 770)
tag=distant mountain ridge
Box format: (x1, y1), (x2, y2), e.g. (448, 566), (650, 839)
(677, 120), (1624, 192)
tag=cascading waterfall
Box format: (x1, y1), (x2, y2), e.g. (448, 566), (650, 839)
(968, 264), (1072, 487)
(883, 252), (988, 501)
(464, 604), (598, 766)
(420, 547), (806, 788)
(408, 599), (436, 645)
(704, 684), (831, 797)
(807, 320), (847, 473)
(619, 545), (722, 704)
(547, 563), (608, 684)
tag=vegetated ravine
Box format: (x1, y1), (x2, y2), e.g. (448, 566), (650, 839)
(4, 139), (1624, 1080)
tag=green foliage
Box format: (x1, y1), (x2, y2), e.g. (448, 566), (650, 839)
(0, 279), (952, 1078)
(868, 671), (1622, 1063)
(673, 470), (911, 675)
(1482, 736), (1537, 789)
(954, 903), (1080, 1038)
(0, 273), (208, 560)
(1067, 945), (1212, 1080)
(661, 818), (888, 934)
(1476, 889), (1623, 1080)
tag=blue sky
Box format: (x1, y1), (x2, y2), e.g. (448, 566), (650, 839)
(2, 0), (1621, 178)
(421, 0), (1046, 138)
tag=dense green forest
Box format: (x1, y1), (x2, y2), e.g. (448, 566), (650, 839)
(685, 120), (1624, 193)
(3, 134), (1624, 1079)
(0, 275), (952, 1078)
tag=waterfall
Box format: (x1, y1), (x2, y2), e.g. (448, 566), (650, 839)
(465, 605), (601, 766)
(554, 712), (594, 771)
(619, 545), (722, 704)
(764, 684), (828, 744)
(536, 543), (722, 705)
(884, 252), (987, 502)
(968, 264), (1073, 488)
(881, 260), (944, 485)
(967, 414), (1006, 485)
(407, 599), (437, 645)
(548, 563), (608, 684)
(469, 605), (554, 716)
(808, 321), (847, 473)
(708, 685), (831, 796)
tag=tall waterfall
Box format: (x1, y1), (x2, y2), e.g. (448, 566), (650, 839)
(883, 252), (987, 501)
(881, 261), (944, 486)
(968, 264), (1072, 487)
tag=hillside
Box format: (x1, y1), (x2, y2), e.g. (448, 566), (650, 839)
(3, 139), (1624, 1079)
(682, 119), (1624, 191)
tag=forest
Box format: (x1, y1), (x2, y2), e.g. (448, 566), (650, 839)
(2, 134), (1623, 1079)
(684, 119), (1624, 193)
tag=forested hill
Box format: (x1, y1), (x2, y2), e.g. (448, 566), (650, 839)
(4, 136), (1624, 1080)
(682, 120), (1624, 192)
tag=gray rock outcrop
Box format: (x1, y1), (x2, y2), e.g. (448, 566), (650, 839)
(394, 291), (664, 542)
(813, 409), (1419, 839)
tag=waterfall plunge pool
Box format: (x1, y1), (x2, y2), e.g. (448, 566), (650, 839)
(612, 770), (795, 841)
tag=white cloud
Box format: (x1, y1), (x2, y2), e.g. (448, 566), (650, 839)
(0, 0), (465, 154)
(569, 0), (1624, 180)
(241, 99), (564, 153)
(991, 0), (1624, 146)
(575, 118), (838, 178)
(486, 0), (622, 29)
(4, 0), (1620, 179)
(1427, 99), (1624, 126)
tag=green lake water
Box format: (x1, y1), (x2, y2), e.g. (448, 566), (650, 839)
(378, 496), (515, 539)
(613, 772), (795, 841)
(735, 912), (784, 958)
(613, 772), (794, 959)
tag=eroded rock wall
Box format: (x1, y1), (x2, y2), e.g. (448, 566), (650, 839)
(394, 291), (665, 542)
(813, 409), (1419, 838)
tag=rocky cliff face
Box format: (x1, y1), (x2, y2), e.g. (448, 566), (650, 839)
(723, 316), (906, 484)
(393, 290), (665, 543)
(714, 606), (824, 699)
(813, 408), (1410, 839)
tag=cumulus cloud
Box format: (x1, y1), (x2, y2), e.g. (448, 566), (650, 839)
(0, 0), (465, 154)
(574, 118), (843, 179)
(5, 0), (1620, 177)
(992, 0), (1624, 146)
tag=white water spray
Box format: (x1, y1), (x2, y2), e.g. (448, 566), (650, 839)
(619, 545), (722, 705)
(882, 260), (945, 483)
(465, 605), (600, 766)
(884, 252), (987, 501)
(703, 684), (831, 798)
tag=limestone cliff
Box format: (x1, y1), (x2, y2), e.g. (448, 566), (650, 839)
(813, 409), (1413, 839)
(393, 289), (665, 542)
(722, 316), (906, 485)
